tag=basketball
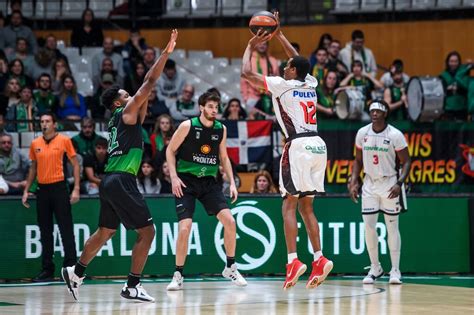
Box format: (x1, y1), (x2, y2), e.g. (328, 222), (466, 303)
(249, 11), (278, 36)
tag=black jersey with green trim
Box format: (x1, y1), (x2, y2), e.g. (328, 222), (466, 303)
(105, 107), (143, 175)
(176, 117), (223, 178)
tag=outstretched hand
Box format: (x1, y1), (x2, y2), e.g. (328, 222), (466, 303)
(248, 29), (273, 50)
(164, 29), (178, 54)
(273, 11), (281, 31)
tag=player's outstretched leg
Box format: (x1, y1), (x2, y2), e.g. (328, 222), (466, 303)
(217, 209), (247, 287)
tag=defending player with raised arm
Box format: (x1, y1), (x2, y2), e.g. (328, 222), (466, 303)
(348, 100), (411, 285)
(242, 13), (334, 291)
(61, 30), (178, 303)
(165, 91), (246, 291)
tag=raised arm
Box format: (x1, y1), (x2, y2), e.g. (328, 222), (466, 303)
(241, 31), (272, 90)
(123, 29), (178, 125)
(272, 12), (298, 59)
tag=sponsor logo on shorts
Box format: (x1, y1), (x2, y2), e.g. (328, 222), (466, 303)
(305, 145), (326, 154)
(363, 207), (375, 211)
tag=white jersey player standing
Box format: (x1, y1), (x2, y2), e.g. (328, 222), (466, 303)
(349, 100), (411, 285)
(241, 12), (333, 290)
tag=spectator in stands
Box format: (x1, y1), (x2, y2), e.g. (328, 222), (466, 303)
(2, 10), (36, 55)
(137, 158), (161, 195)
(123, 27), (148, 74)
(279, 42), (300, 77)
(0, 56), (8, 93)
(28, 48), (55, 81)
(71, 117), (106, 157)
(327, 40), (348, 80)
(217, 163), (241, 196)
(0, 132), (30, 195)
(159, 161), (172, 194)
(8, 58), (34, 87)
(5, 85), (35, 132)
(240, 40), (279, 111)
(71, 8), (104, 49)
(222, 98), (247, 120)
(309, 33), (332, 70)
(56, 74), (87, 121)
(340, 30), (377, 78)
(168, 83), (199, 120)
(157, 59), (184, 100)
(0, 77), (21, 115)
(90, 73), (115, 119)
(6, 37), (34, 72)
(440, 51), (471, 121)
(0, 114), (4, 132)
(340, 60), (383, 105)
(311, 48), (329, 86)
(124, 61), (146, 96)
(250, 170), (277, 194)
(250, 94), (275, 120)
(91, 37), (124, 81)
(142, 47), (156, 71)
(316, 70), (338, 118)
(82, 137), (108, 195)
(44, 34), (68, 64)
(33, 73), (57, 116)
(93, 57), (122, 93)
(22, 112), (79, 282)
(0, 174), (7, 194)
(384, 67), (408, 120)
(380, 59), (409, 88)
(51, 58), (71, 93)
(6, 0), (31, 28)
(150, 114), (174, 158)
(145, 88), (169, 120)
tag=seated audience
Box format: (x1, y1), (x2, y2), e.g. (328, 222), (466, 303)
(380, 59), (410, 88)
(250, 170), (277, 194)
(56, 75), (87, 121)
(71, 117), (106, 157)
(0, 77), (21, 116)
(137, 158), (161, 195)
(71, 8), (104, 48)
(33, 73), (58, 116)
(222, 98), (247, 120)
(168, 83), (199, 120)
(316, 70), (338, 118)
(384, 67), (408, 120)
(150, 114), (174, 158)
(5, 85), (35, 132)
(157, 59), (185, 100)
(0, 132), (30, 195)
(82, 137), (108, 195)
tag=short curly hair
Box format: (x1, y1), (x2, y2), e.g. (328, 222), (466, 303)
(101, 85), (121, 110)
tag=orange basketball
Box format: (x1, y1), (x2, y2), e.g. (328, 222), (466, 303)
(249, 11), (278, 36)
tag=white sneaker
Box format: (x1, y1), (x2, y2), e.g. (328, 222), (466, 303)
(389, 268), (402, 284)
(61, 266), (84, 301)
(167, 271), (184, 291)
(362, 264), (384, 284)
(120, 283), (155, 302)
(222, 263), (247, 287)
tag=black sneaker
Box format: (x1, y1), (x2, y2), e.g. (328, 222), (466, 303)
(32, 270), (54, 282)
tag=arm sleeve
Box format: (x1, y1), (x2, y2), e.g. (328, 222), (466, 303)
(355, 129), (364, 149)
(393, 130), (408, 151)
(64, 138), (77, 159)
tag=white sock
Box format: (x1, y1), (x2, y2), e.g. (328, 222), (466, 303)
(313, 250), (322, 261)
(363, 214), (380, 266)
(288, 252), (297, 264)
(384, 214), (401, 270)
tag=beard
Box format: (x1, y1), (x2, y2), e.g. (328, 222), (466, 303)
(203, 112), (216, 121)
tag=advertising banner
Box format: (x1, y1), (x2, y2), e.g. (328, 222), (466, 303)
(0, 196), (469, 279)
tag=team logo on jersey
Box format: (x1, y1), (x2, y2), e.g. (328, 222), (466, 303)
(200, 144), (211, 154)
(35, 148), (41, 153)
(383, 139), (391, 145)
(211, 135), (219, 141)
(459, 144), (474, 177)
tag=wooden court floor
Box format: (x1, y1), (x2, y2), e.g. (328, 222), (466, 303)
(0, 276), (473, 314)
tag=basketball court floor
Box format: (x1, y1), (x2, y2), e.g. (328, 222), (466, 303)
(0, 276), (473, 314)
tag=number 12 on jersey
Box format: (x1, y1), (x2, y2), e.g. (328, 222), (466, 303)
(299, 101), (317, 125)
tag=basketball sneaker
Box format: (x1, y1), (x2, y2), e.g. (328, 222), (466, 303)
(222, 263), (247, 287)
(283, 258), (307, 290)
(120, 283), (155, 302)
(389, 268), (402, 284)
(167, 271), (184, 291)
(61, 266), (84, 301)
(363, 263), (384, 284)
(306, 256), (334, 289)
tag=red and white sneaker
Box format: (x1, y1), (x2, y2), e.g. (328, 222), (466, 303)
(306, 256), (333, 289)
(283, 258), (307, 290)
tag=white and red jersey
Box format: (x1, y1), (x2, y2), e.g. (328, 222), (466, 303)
(355, 123), (407, 180)
(264, 75), (319, 139)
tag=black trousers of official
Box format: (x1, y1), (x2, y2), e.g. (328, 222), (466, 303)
(36, 181), (77, 272)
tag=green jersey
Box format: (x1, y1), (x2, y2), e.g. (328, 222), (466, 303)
(177, 117), (223, 178)
(105, 107), (143, 175)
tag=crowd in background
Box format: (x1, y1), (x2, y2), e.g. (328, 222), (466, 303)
(0, 2), (473, 197)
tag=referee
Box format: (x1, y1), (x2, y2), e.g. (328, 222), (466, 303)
(22, 112), (81, 282)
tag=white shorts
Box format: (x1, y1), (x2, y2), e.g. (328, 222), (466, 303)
(279, 135), (327, 197)
(361, 175), (401, 215)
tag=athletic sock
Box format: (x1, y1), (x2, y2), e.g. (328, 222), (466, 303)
(313, 250), (323, 261)
(74, 261), (87, 278)
(176, 265), (184, 276)
(127, 273), (141, 287)
(226, 256), (235, 268)
(288, 252), (297, 264)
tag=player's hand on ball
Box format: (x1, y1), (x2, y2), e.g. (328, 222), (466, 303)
(388, 184), (401, 199)
(248, 30), (273, 50)
(229, 184), (238, 204)
(171, 176), (187, 198)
